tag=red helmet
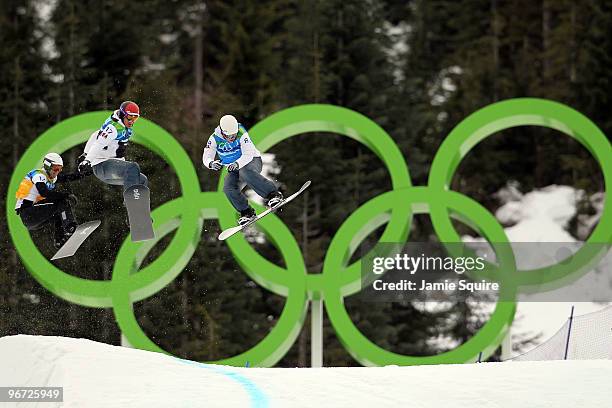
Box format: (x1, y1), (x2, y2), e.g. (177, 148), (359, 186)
(119, 101), (140, 118)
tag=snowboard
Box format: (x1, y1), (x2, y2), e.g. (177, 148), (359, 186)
(218, 181), (311, 241)
(123, 184), (155, 242)
(51, 220), (101, 260)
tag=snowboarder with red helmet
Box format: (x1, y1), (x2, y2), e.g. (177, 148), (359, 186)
(118, 101), (140, 128)
(78, 100), (145, 184)
(78, 100), (148, 206)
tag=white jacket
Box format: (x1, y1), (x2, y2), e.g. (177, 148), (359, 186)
(84, 111), (133, 166)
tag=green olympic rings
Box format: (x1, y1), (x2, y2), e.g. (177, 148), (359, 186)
(142, 104), (512, 365)
(324, 187), (517, 365)
(6, 99), (610, 367)
(112, 193), (309, 367)
(6, 112), (202, 307)
(216, 104), (413, 299)
(428, 98), (612, 289)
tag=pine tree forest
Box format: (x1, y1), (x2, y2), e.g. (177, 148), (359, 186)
(0, 0), (610, 366)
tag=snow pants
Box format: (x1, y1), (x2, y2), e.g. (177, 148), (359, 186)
(92, 158), (148, 192)
(17, 197), (76, 239)
(223, 157), (277, 212)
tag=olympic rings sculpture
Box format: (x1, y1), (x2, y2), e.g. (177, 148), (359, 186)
(7, 98), (612, 367)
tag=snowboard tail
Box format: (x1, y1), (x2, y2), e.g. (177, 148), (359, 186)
(123, 184), (154, 242)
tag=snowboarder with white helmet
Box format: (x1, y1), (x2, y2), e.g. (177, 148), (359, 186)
(202, 114), (284, 226)
(14, 152), (83, 248)
(78, 100), (147, 190)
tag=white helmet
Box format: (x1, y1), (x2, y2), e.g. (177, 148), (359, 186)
(43, 152), (63, 174)
(219, 114), (239, 137)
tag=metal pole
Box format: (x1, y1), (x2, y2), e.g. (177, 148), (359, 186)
(563, 305), (575, 360)
(311, 299), (323, 367)
(501, 327), (512, 361)
(121, 303), (133, 348)
(120, 332), (132, 348)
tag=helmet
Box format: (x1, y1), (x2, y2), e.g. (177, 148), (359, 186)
(219, 114), (239, 137)
(43, 153), (63, 175)
(119, 101), (140, 119)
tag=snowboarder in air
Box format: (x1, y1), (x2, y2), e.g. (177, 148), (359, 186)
(202, 114), (284, 226)
(78, 101), (147, 192)
(77, 100), (154, 241)
(14, 153), (83, 248)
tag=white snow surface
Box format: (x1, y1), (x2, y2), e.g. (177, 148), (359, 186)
(1, 335), (611, 408)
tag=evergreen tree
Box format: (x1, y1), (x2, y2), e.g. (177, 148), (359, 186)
(0, 0), (54, 338)
(2, 0), (609, 366)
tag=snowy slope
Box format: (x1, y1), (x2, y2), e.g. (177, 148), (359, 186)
(1, 335), (611, 408)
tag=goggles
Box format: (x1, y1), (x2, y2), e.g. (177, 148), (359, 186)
(221, 129), (238, 139)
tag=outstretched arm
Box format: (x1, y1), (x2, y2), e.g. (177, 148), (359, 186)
(34, 181), (68, 201)
(57, 172), (84, 183)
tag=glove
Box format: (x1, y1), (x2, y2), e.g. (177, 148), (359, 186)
(77, 152), (87, 165)
(208, 160), (222, 171)
(78, 159), (93, 176)
(116, 141), (128, 158)
(227, 162), (239, 172)
(67, 194), (78, 207)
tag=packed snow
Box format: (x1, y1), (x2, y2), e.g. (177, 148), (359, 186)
(1, 335), (611, 408)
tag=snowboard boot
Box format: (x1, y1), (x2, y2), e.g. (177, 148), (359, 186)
(267, 191), (284, 209)
(63, 221), (77, 235)
(54, 228), (68, 249)
(58, 221), (77, 248)
(237, 207), (257, 227)
(61, 210), (77, 240)
(53, 210), (76, 249)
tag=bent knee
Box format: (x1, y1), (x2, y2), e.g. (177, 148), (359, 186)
(238, 166), (256, 175)
(238, 167), (259, 181)
(127, 162), (141, 173)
